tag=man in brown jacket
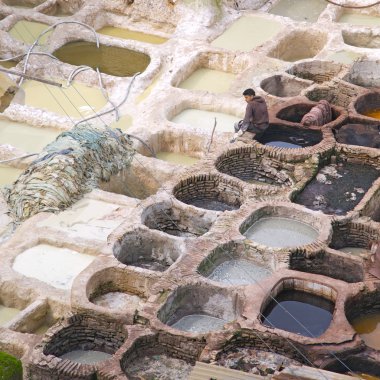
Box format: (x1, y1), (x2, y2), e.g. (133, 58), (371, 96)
(231, 88), (269, 143)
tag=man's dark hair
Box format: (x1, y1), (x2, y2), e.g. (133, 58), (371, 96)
(243, 88), (255, 96)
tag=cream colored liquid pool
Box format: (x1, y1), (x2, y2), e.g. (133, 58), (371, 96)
(178, 68), (235, 94)
(9, 20), (51, 45)
(136, 72), (163, 103)
(20, 80), (107, 118)
(327, 50), (362, 65)
(211, 16), (284, 52)
(0, 305), (20, 326)
(269, 0), (326, 23)
(156, 152), (199, 166)
(98, 26), (167, 44)
(0, 166), (23, 186)
(111, 115), (134, 131)
(0, 119), (60, 152)
(12, 244), (95, 289)
(171, 109), (240, 133)
(338, 13), (380, 27)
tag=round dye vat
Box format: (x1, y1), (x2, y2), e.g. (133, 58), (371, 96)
(54, 41), (150, 77)
(262, 290), (334, 337)
(170, 314), (227, 333)
(351, 313), (380, 350)
(244, 217), (318, 248)
(208, 259), (271, 285)
(60, 350), (112, 364)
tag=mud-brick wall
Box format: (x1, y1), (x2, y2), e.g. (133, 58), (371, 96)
(289, 249), (364, 283)
(173, 175), (243, 205)
(215, 148), (293, 186)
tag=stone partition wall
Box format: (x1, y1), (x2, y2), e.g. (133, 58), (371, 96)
(215, 146), (294, 186)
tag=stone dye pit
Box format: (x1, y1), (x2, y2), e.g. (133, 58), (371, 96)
(0, 0), (380, 379)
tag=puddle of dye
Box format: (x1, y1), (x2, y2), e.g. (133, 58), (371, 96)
(211, 16), (284, 52)
(339, 247), (372, 257)
(327, 50), (362, 65)
(171, 314), (227, 333)
(20, 80), (107, 119)
(351, 313), (380, 350)
(0, 119), (60, 152)
(9, 20), (51, 45)
(171, 109), (240, 133)
(294, 162), (379, 215)
(126, 354), (192, 380)
(111, 115), (133, 131)
(178, 68), (235, 94)
(60, 350), (112, 364)
(54, 41), (150, 77)
(363, 109), (380, 120)
(0, 166), (23, 186)
(338, 13), (380, 27)
(189, 199), (238, 212)
(0, 61), (17, 69)
(244, 217), (318, 248)
(208, 259), (271, 285)
(266, 141), (301, 149)
(262, 290), (334, 337)
(156, 152), (199, 166)
(136, 73), (162, 103)
(92, 292), (141, 312)
(0, 305), (20, 326)
(269, 0), (326, 23)
(98, 26), (167, 44)
(12, 244), (95, 289)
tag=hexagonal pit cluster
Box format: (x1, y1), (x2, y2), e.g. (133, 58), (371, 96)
(0, 0), (380, 379)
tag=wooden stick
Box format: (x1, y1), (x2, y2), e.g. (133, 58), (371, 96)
(207, 117), (217, 153)
(0, 67), (62, 87)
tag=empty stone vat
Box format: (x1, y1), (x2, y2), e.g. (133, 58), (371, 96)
(268, 30), (327, 62)
(53, 41), (150, 77)
(215, 146), (293, 186)
(142, 202), (214, 237)
(343, 30), (380, 49)
(157, 285), (240, 333)
(112, 228), (183, 272)
(261, 279), (336, 337)
(269, 0), (326, 23)
(260, 74), (311, 98)
(354, 92), (380, 120)
(294, 160), (380, 215)
(346, 60), (380, 88)
(173, 174), (243, 212)
(256, 124), (323, 148)
(198, 241), (272, 286)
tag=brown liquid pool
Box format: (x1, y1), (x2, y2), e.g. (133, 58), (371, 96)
(364, 109), (380, 120)
(54, 41), (150, 77)
(98, 26), (167, 44)
(262, 290), (334, 337)
(0, 60), (17, 69)
(351, 313), (380, 350)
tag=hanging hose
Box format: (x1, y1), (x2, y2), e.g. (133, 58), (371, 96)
(67, 65), (92, 86)
(125, 134), (156, 158)
(0, 153), (38, 164)
(74, 72), (140, 127)
(20, 21), (99, 86)
(324, 0), (380, 8)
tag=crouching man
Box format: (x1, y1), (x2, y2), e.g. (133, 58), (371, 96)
(231, 88), (269, 143)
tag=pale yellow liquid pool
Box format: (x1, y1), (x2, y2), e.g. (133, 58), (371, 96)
(352, 313), (380, 350)
(136, 72), (163, 103)
(340, 247), (372, 257)
(0, 61), (17, 69)
(269, 0), (326, 23)
(9, 20), (51, 45)
(0, 166), (23, 186)
(178, 68), (235, 94)
(98, 26), (167, 44)
(327, 50), (362, 65)
(111, 115), (134, 131)
(171, 109), (240, 133)
(364, 109), (380, 120)
(21, 80), (107, 119)
(338, 13), (380, 27)
(156, 152), (199, 166)
(0, 119), (60, 152)
(211, 16), (284, 52)
(0, 305), (20, 326)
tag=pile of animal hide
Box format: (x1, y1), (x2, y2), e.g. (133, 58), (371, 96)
(3, 123), (135, 222)
(301, 100), (332, 127)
